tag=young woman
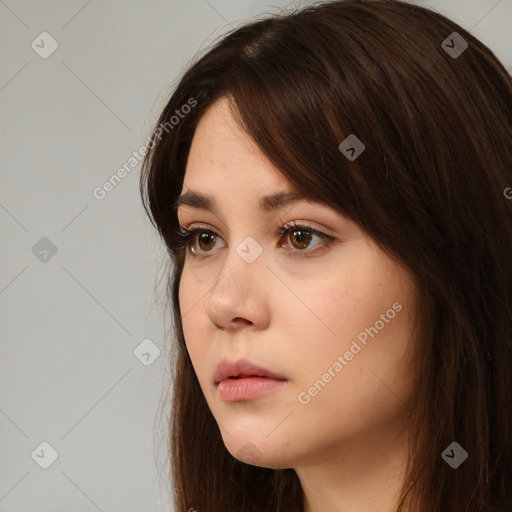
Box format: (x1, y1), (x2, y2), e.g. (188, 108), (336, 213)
(139, 1), (512, 510)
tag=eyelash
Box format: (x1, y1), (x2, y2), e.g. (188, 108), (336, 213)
(174, 222), (334, 258)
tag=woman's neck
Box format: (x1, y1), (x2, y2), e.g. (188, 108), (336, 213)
(297, 423), (411, 512)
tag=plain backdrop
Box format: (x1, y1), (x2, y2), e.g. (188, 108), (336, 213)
(0, 1), (510, 511)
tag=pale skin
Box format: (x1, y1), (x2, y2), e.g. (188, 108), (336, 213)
(177, 97), (419, 512)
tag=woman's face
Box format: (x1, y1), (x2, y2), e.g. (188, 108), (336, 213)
(177, 97), (419, 469)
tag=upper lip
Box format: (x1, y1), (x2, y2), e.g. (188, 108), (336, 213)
(213, 358), (286, 385)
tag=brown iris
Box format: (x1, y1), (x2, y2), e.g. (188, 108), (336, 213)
(289, 229), (312, 250)
(197, 232), (216, 252)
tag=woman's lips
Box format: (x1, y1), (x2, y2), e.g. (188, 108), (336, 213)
(213, 358), (285, 383)
(217, 376), (286, 402)
(213, 358), (287, 401)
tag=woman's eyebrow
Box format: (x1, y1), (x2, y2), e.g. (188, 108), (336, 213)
(174, 189), (315, 214)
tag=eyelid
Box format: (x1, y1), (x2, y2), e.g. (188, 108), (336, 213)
(178, 221), (335, 258)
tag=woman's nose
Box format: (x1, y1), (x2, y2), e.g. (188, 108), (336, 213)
(204, 243), (270, 332)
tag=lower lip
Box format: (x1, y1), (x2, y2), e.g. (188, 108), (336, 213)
(217, 377), (286, 402)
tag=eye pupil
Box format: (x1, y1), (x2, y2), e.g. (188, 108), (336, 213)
(290, 229), (312, 249)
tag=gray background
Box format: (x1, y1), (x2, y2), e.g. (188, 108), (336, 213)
(0, 1), (510, 511)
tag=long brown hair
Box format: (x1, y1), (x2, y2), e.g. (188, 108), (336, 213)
(139, 1), (512, 510)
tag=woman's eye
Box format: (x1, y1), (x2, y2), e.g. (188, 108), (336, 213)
(175, 227), (224, 255)
(278, 224), (333, 256)
(194, 231), (222, 253)
(176, 223), (333, 257)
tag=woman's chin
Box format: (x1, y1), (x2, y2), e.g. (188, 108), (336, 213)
(222, 436), (293, 469)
